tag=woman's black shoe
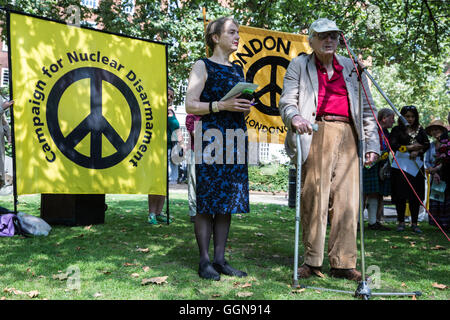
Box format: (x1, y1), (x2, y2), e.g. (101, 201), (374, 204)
(213, 261), (247, 277)
(198, 261), (220, 281)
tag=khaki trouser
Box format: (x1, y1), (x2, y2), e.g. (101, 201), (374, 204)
(301, 120), (359, 269)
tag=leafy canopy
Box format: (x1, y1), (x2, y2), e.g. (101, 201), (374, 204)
(1, 0), (448, 122)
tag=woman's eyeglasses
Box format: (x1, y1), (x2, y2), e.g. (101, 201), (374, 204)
(403, 105), (417, 111)
(315, 31), (340, 40)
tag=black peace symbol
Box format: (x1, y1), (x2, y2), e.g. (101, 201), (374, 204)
(47, 67), (141, 169)
(246, 56), (290, 116)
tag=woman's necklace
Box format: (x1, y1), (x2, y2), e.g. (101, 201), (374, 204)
(406, 127), (420, 144)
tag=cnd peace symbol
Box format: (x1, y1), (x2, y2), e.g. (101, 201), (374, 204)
(47, 67), (141, 169)
(245, 56), (290, 116)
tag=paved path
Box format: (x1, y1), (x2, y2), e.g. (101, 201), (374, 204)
(169, 183), (290, 206)
(2, 158), (426, 223)
(169, 184), (429, 223)
(169, 183), (409, 222)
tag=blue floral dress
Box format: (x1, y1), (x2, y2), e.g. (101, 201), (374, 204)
(195, 58), (249, 215)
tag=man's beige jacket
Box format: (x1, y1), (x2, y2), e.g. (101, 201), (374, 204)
(279, 53), (380, 163)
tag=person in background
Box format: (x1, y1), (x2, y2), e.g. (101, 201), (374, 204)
(185, 113), (201, 223)
(389, 105), (429, 233)
(147, 86), (183, 225)
(363, 108), (395, 231)
(424, 119), (449, 232)
(167, 87), (185, 184)
(279, 18), (379, 282)
(185, 16), (252, 281)
(0, 98), (12, 188)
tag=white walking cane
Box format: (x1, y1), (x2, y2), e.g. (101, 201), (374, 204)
(293, 125), (317, 287)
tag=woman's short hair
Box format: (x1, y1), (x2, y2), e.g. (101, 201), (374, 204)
(205, 17), (239, 52)
(377, 108), (395, 122)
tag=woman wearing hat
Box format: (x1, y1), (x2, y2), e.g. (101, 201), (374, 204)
(425, 119), (449, 231)
(389, 105), (430, 233)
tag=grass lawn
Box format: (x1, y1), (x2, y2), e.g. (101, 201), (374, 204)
(0, 193), (448, 301)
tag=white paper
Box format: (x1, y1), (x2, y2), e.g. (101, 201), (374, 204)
(430, 181), (446, 202)
(391, 151), (424, 177)
(220, 82), (259, 101)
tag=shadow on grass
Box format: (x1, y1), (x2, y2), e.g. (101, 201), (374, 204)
(0, 195), (448, 300)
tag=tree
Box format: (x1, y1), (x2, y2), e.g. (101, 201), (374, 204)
(1, 0), (448, 121)
(89, 0), (232, 104)
(371, 62), (449, 123)
(230, 0), (449, 122)
(0, 0), (91, 26)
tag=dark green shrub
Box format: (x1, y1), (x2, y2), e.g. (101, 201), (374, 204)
(248, 163), (289, 193)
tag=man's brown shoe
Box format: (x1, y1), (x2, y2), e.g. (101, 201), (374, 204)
(297, 264), (322, 279)
(329, 268), (362, 282)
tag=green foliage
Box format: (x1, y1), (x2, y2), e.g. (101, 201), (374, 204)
(4, 136), (11, 156)
(0, 0), (91, 28)
(371, 62), (449, 125)
(249, 163), (289, 193)
(93, 0), (231, 105)
(0, 86), (8, 99)
(0, 0), (448, 116)
(0, 87), (11, 156)
(231, 0), (449, 123)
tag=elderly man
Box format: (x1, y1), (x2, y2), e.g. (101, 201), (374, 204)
(279, 18), (379, 281)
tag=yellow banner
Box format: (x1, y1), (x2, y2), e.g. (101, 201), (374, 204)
(231, 26), (311, 143)
(9, 12), (167, 195)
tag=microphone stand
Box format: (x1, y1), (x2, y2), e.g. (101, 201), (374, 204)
(344, 41), (409, 128)
(346, 37), (421, 299)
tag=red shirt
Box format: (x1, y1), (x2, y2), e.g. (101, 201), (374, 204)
(315, 55), (350, 117)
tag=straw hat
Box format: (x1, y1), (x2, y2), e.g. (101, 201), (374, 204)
(425, 119), (447, 136)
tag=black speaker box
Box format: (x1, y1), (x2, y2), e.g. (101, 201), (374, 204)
(40, 194), (106, 226)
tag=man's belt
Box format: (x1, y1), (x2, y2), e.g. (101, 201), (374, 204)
(316, 115), (351, 123)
